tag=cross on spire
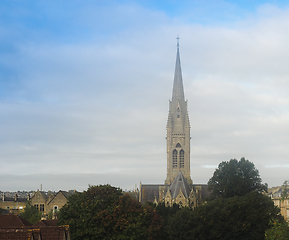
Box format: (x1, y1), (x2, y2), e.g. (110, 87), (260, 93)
(176, 35), (180, 47)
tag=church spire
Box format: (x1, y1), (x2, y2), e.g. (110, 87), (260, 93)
(172, 36), (185, 101)
(165, 37), (192, 186)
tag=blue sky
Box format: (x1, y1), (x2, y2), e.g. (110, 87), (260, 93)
(1, 0), (289, 191)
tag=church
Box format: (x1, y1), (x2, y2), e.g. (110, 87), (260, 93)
(139, 40), (210, 207)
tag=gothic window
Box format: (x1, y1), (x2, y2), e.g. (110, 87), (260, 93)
(177, 107), (180, 118)
(180, 149), (184, 168)
(176, 143), (181, 148)
(40, 204), (44, 212)
(173, 149), (178, 168)
(179, 201), (183, 207)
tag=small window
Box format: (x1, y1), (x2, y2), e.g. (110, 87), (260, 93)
(176, 143), (181, 148)
(34, 204), (39, 210)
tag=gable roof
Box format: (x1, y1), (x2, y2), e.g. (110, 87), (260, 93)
(46, 190), (72, 205)
(0, 215), (32, 227)
(31, 190), (48, 201)
(59, 190), (72, 199)
(169, 171), (191, 199)
(38, 226), (69, 240)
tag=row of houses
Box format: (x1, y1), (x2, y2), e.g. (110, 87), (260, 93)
(0, 190), (74, 218)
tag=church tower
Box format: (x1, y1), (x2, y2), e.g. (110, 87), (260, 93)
(165, 38), (192, 185)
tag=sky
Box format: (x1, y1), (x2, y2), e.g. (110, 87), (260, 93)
(1, 0), (289, 191)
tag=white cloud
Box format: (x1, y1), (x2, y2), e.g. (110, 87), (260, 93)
(1, 2), (289, 190)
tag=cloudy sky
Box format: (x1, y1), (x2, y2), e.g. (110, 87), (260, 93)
(1, 0), (289, 191)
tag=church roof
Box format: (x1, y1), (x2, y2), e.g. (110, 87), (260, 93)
(169, 171), (191, 199)
(172, 38), (185, 102)
(140, 184), (165, 204)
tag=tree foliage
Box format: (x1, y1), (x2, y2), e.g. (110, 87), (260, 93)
(167, 158), (282, 240)
(58, 185), (164, 240)
(169, 192), (283, 240)
(19, 202), (42, 224)
(208, 157), (267, 199)
(265, 221), (289, 240)
(168, 207), (197, 240)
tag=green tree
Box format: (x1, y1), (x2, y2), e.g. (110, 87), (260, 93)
(47, 210), (53, 220)
(208, 157), (267, 199)
(58, 185), (165, 240)
(167, 159), (282, 240)
(153, 202), (181, 225)
(168, 207), (198, 240)
(19, 202), (41, 224)
(169, 192), (283, 240)
(265, 221), (289, 240)
(149, 202), (182, 239)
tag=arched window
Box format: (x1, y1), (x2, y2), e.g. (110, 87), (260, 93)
(173, 149), (178, 168)
(180, 149), (184, 168)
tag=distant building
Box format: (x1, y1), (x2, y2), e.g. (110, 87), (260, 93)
(0, 193), (28, 214)
(268, 186), (289, 221)
(139, 39), (210, 207)
(30, 190), (74, 218)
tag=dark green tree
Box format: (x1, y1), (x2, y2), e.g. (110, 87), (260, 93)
(153, 202), (181, 225)
(58, 185), (165, 240)
(168, 159), (282, 240)
(19, 202), (41, 224)
(168, 207), (198, 240)
(169, 192), (283, 240)
(149, 202), (182, 239)
(208, 157), (267, 199)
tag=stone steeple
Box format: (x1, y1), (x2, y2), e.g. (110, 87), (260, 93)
(172, 38), (185, 102)
(165, 38), (192, 185)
